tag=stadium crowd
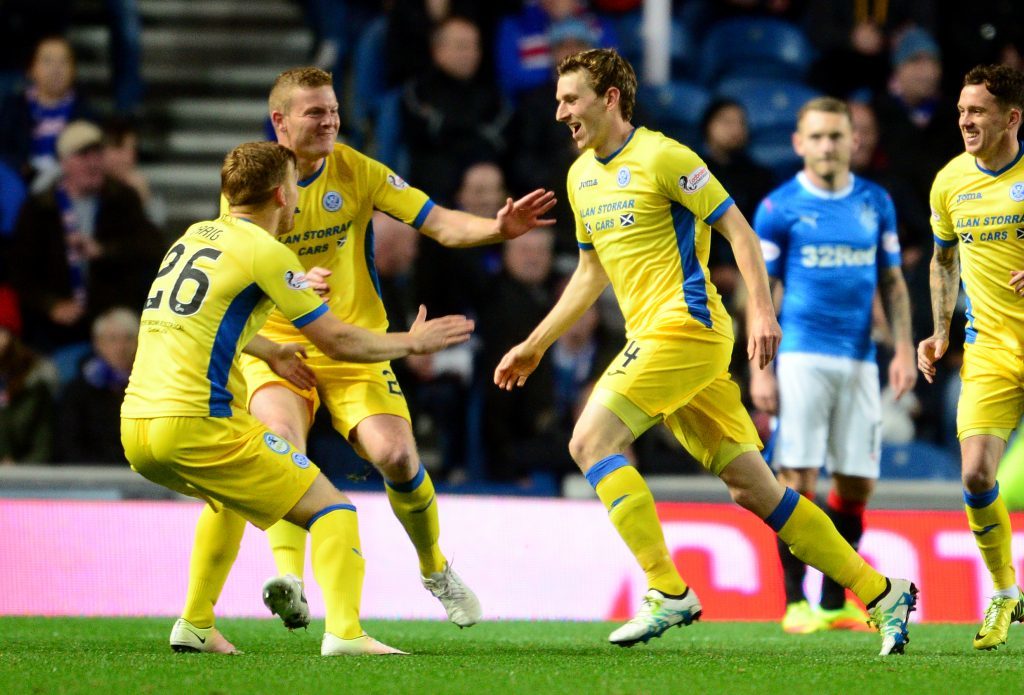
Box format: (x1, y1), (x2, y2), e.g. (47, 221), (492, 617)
(0, 0), (1022, 486)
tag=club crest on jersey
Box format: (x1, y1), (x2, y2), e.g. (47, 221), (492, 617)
(264, 433), (290, 454)
(322, 191), (343, 212)
(291, 452), (311, 469)
(387, 173), (409, 190)
(857, 204), (878, 234)
(678, 166), (709, 194)
(1011, 183), (1024, 202)
(619, 213), (635, 227)
(617, 166), (631, 187)
(284, 270), (310, 290)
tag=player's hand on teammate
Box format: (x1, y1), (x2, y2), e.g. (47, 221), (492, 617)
(1010, 269), (1024, 296)
(496, 189), (557, 239)
(889, 345), (918, 399)
(749, 367), (778, 415)
(408, 304), (474, 354)
(305, 266), (332, 297)
(266, 342), (316, 391)
(916, 334), (947, 384)
(747, 310), (782, 370)
(493, 342), (543, 390)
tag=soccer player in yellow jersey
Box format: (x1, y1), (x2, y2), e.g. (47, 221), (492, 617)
(918, 64), (1024, 651)
(121, 142), (474, 656)
(201, 67), (555, 630)
(495, 49), (918, 655)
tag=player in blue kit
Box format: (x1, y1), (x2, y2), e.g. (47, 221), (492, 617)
(751, 97), (917, 634)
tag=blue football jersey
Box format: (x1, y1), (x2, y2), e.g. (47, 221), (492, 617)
(753, 172), (901, 361)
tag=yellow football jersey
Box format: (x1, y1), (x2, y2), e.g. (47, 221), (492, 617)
(121, 215), (328, 418)
(567, 127), (734, 339)
(221, 143), (432, 341)
(930, 147), (1024, 349)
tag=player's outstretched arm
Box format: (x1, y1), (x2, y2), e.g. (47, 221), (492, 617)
(714, 205), (782, 370)
(419, 189), (557, 247)
(242, 335), (316, 391)
(917, 242), (959, 383)
(494, 250), (609, 390)
(300, 306), (474, 363)
(879, 266), (917, 398)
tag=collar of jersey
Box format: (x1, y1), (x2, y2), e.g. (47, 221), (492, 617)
(796, 171), (854, 200)
(298, 158), (327, 187)
(594, 127), (637, 165)
(974, 140), (1024, 178)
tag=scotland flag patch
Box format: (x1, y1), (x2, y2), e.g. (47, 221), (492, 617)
(620, 213), (635, 227)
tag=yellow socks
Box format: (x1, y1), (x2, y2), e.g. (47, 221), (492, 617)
(267, 519), (307, 578)
(767, 488), (887, 605)
(965, 483), (1016, 591)
(182, 505), (246, 627)
(308, 503), (365, 639)
(588, 454), (687, 596)
(385, 464), (446, 575)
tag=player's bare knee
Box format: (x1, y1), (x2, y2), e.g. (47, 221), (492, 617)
(962, 468), (997, 494)
(372, 442), (417, 481)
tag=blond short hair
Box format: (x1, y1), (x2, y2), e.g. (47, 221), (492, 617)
(221, 142), (296, 207)
(268, 66), (334, 115)
(796, 96), (851, 127)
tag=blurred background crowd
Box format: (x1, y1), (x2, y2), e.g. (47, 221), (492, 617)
(1, 0), (1021, 490)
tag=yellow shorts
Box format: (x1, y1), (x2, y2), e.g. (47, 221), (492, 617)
(121, 412), (320, 529)
(239, 350), (410, 437)
(592, 327), (761, 475)
(957, 342), (1024, 440)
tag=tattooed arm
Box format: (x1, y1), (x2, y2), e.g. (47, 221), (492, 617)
(879, 266), (917, 397)
(917, 243), (960, 383)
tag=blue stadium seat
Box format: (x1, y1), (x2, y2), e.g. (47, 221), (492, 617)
(715, 77), (820, 131)
(881, 442), (960, 481)
(373, 88), (408, 176)
(613, 11), (694, 80)
(698, 17), (815, 85)
(715, 77), (819, 177)
(637, 80), (711, 144)
(350, 15), (390, 148)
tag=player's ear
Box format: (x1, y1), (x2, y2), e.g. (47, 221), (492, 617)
(272, 183), (287, 208)
(604, 86), (620, 113)
(791, 130), (803, 158)
(1008, 106), (1022, 130)
(271, 110), (286, 133)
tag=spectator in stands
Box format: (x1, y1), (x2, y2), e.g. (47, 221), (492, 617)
(0, 35), (95, 193)
(56, 306), (137, 465)
(402, 16), (512, 205)
(0, 161), (27, 339)
(0, 315), (57, 464)
(415, 161), (500, 320)
(478, 228), (566, 482)
(10, 120), (164, 352)
(495, 0), (616, 101)
(103, 0), (144, 115)
(698, 99), (774, 301)
(102, 117), (167, 228)
(848, 100), (930, 258)
(805, 1), (936, 98)
(937, 2), (1024, 98)
(510, 16), (597, 256)
(872, 28), (961, 223)
(386, 0), (514, 87)
(0, 2), (73, 100)
(374, 213), (474, 475)
(550, 299), (616, 436)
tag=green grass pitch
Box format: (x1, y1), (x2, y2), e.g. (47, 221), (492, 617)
(1, 617), (1020, 694)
